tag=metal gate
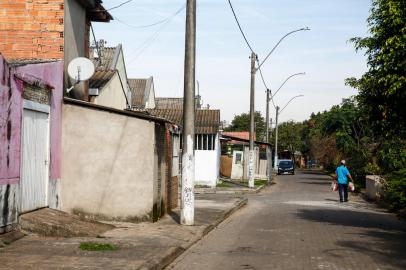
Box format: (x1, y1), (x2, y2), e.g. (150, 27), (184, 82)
(20, 101), (50, 213)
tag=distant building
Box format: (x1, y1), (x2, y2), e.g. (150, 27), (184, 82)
(89, 44), (131, 110)
(148, 108), (221, 187)
(128, 77), (156, 110)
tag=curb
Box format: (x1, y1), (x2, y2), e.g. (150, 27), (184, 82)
(0, 230), (25, 248)
(195, 185), (267, 195)
(140, 197), (248, 270)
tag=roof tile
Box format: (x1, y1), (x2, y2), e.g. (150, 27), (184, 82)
(147, 109), (220, 134)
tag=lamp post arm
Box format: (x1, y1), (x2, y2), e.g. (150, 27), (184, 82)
(271, 72), (305, 100)
(256, 27), (310, 70)
(279, 95), (304, 115)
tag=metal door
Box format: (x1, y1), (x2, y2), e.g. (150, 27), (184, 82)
(20, 107), (50, 212)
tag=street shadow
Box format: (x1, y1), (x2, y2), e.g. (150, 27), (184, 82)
(299, 177), (331, 182)
(298, 181), (331, 186)
(296, 208), (406, 269)
(325, 198), (340, 202)
(299, 170), (326, 175)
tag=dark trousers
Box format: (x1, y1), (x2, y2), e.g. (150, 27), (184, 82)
(338, 183), (348, 202)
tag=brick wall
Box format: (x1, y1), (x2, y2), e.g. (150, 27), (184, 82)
(0, 0), (64, 60)
(22, 84), (51, 105)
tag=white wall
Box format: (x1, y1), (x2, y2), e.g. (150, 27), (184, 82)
(145, 83), (156, 109)
(115, 50), (130, 97)
(61, 103), (156, 221)
(195, 135), (220, 187)
(94, 73), (127, 110)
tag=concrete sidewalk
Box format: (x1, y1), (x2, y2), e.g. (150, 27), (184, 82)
(0, 193), (247, 270)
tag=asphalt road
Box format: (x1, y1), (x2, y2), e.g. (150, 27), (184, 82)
(167, 170), (406, 270)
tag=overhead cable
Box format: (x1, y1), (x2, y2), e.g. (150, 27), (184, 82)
(114, 4), (186, 29)
(227, 0), (255, 53)
(257, 65), (276, 109)
(107, 0), (135, 11)
(126, 19), (172, 63)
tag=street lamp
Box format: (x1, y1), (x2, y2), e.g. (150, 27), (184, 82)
(265, 72), (305, 143)
(257, 27), (310, 70)
(273, 95), (304, 170)
(247, 27), (309, 188)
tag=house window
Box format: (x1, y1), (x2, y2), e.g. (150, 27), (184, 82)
(195, 134), (216, 151)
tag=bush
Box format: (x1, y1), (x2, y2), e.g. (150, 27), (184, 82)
(384, 169), (406, 213)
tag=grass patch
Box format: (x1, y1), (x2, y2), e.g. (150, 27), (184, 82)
(216, 181), (233, 188)
(255, 179), (268, 187)
(195, 184), (211, 188)
(79, 242), (117, 251)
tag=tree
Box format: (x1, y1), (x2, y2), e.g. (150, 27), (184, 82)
(346, 0), (406, 139)
(270, 121), (306, 154)
(225, 111), (265, 141)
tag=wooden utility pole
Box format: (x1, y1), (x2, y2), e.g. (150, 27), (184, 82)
(181, 0), (196, 226)
(248, 52), (256, 188)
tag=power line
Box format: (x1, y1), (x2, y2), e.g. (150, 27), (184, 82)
(127, 4), (186, 63)
(257, 65), (276, 109)
(227, 0), (255, 53)
(107, 0), (135, 11)
(126, 19), (172, 64)
(113, 4), (186, 29)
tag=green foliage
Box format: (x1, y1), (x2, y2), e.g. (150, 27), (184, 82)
(225, 111), (266, 141)
(377, 141), (406, 172)
(296, 0), (406, 211)
(79, 242), (117, 251)
(271, 121), (307, 154)
(384, 169), (406, 212)
(346, 0), (406, 139)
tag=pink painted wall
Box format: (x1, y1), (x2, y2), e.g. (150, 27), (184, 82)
(0, 55), (20, 185)
(0, 54), (63, 185)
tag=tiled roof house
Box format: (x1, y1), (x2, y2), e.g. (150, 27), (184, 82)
(88, 44), (131, 110)
(128, 77), (156, 110)
(148, 108), (221, 187)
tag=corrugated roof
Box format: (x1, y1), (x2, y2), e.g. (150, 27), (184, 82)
(89, 70), (116, 88)
(155, 97), (184, 109)
(147, 109), (220, 134)
(128, 78), (151, 108)
(155, 97), (202, 109)
(89, 46), (118, 71)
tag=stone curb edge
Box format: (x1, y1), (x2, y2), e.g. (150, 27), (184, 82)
(139, 197), (248, 270)
(0, 230), (25, 248)
(195, 184), (268, 194)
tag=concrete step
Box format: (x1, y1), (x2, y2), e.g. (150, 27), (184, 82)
(20, 208), (114, 237)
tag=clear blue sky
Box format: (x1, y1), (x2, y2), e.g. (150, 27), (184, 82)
(94, 0), (371, 124)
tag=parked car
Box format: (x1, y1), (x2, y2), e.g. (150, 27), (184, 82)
(278, 159), (295, 175)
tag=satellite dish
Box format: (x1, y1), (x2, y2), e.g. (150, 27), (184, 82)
(67, 57), (95, 82)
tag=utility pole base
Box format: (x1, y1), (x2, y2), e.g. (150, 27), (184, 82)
(248, 150), (255, 188)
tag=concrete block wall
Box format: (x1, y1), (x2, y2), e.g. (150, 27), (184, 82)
(365, 175), (385, 200)
(0, 0), (64, 60)
(61, 103), (157, 222)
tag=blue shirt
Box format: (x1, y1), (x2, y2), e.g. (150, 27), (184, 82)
(336, 165), (350, 184)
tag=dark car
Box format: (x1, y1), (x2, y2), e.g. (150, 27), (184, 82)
(277, 159), (295, 175)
